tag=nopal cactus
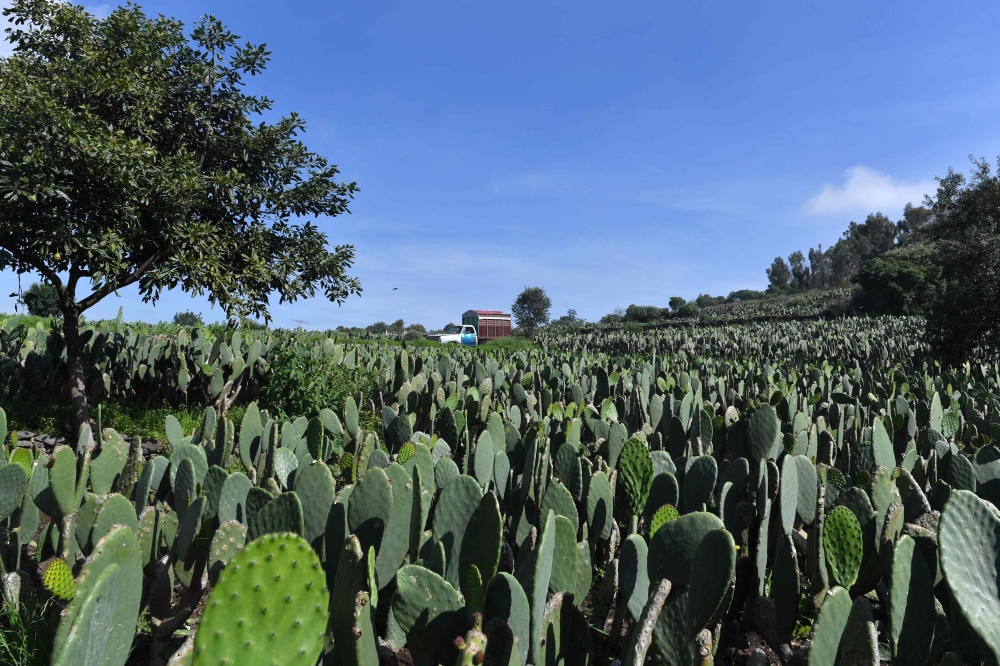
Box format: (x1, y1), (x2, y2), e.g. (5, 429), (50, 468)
(194, 532), (328, 666)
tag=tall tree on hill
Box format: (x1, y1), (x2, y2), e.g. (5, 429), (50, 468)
(512, 286), (551, 335)
(923, 159), (1000, 362)
(766, 257), (791, 288)
(788, 251), (810, 290)
(0, 2), (361, 438)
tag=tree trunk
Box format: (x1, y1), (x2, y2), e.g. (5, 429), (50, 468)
(62, 307), (91, 441)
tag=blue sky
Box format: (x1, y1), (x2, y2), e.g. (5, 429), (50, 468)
(2, 1), (999, 329)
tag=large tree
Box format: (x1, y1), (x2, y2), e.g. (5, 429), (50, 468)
(512, 286), (551, 335)
(923, 159), (1000, 363)
(0, 2), (361, 437)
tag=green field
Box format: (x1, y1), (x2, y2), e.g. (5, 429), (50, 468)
(0, 306), (996, 666)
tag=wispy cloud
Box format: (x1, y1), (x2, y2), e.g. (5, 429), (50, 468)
(804, 166), (935, 216)
(490, 172), (560, 192)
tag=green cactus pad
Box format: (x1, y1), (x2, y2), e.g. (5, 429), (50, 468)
(778, 454), (799, 535)
(49, 445), (78, 517)
(435, 455), (460, 490)
(822, 506), (863, 589)
(938, 489), (1000, 664)
(620, 533), (650, 623)
(539, 591), (593, 666)
(548, 515), (579, 596)
(53, 525), (142, 666)
(293, 461), (335, 547)
(374, 462), (413, 589)
(773, 533), (800, 641)
(806, 587), (852, 666)
(431, 473), (482, 588)
(539, 478), (579, 534)
(329, 535), (368, 666)
(208, 520), (247, 576)
(871, 418), (896, 472)
(249, 491), (304, 541)
(687, 528), (736, 634)
(649, 504), (679, 537)
(273, 447), (299, 489)
(618, 438), (653, 516)
(41, 558), (76, 601)
(51, 562), (121, 666)
(169, 443), (209, 488)
(681, 455), (717, 513)
(889, 534), (936, 666)
(473, 430), (495, 490)
(392, 564), (468, 665)
(484, 573), (530, 666)
(9, 447), (32, 476)
(460, 491), (503, 596)
(89, 429), (129, 496)
(193, 533), (328, 666)
(0, 461), (27, 522)
(794, 455), (818, 525)
(623, 578), (671, 666)
(348, 465), (394, 555)
(397, 442), (416, 465)
(747, 403), (781, 462)
(464, 564), (486, 613)
(515, 510), (555, 666)
(650, 588), (700, 665)
(648, 511), (725, 586)
(585, 471), (613, 540)
(643, 472), (679, 528)
(216, 472), (253, 525)
(93, 493), (139, 550)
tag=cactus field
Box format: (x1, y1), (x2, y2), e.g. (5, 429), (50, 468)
(0, 314), (999, 666)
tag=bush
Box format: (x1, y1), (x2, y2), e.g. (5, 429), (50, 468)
(260, 340), (371, 419)
(726, 289), (765, 303)
(677, 302), (698, 317)
(853, 243), (943, 315)
(172, 310), (203, 327)
(403, 329), (425, 341)
(623, 304), (666, 323)
(20, 282), (59, 317)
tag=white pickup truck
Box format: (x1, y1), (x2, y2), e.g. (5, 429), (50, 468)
(425, 324), (478, 346)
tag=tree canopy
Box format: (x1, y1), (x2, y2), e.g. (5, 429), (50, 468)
(0, 1), (361, 433)
(512, 286), (551, 335)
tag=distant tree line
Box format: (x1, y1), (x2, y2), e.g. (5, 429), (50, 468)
(598, 290), (767, 325)
(770, 158), (1000, 363)
(764, 204), (930, 294)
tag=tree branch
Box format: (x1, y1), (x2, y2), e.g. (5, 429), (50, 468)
(76, 245), (168, 311)
(5, 246), (64, 298)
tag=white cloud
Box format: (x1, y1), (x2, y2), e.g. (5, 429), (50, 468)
(804, 166), (935, 216)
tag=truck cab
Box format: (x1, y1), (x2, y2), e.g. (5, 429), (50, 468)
(426, 324), (478, 346)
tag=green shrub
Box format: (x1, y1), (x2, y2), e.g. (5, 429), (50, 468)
(260, 341), (373, 419)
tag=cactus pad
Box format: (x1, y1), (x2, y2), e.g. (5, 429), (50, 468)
(0, 461), (27, 522)
(41, 558), (76, 601)
(194, 533), (327, 666)
(938, 489), (1000, 663)
(823, 506), (863, 589)
(392, 564), (468, 665)
(208, 520), (247, 577)
(618, 438), (653, 516)
(649, 504), (679, 537)
(397, 442), (416, 465)
(648, 511), (725, 586)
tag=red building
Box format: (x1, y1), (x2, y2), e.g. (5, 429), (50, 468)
(462, 310), (511, 341)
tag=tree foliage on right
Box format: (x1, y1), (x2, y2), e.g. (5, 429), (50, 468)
(922, 159), (1000, 363)
(512, 286), (551, 335)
